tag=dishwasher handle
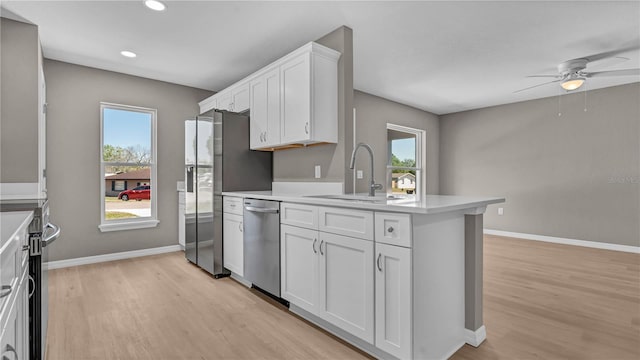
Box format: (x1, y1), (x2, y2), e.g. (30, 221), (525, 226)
(244, 206), (279, 214)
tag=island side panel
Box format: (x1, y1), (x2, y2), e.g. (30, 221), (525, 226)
(465, 214), (485, 344)
(412, 211), (466, 359)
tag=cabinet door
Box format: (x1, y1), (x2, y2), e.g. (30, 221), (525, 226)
(216, 91), (232, 111)
(280, 53), (311, 144)
(249, 76), (267, 149)
(223, 213), (244, 276)
(375, 243), (412, 359)
(262, 68), (281, 147)
(231, 82), (250, 113)
(280, 224), (318, 314)
(319, 232), (374, 343)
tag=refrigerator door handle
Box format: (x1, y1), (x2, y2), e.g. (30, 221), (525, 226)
(186, 166), (194, 193)
(244, 206), (279, 214)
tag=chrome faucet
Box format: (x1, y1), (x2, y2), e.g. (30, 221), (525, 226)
(349, 142), (383, 197)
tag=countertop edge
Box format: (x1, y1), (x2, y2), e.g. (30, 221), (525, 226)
(0, 210), (34, 250)
(221, 191), (505, 215)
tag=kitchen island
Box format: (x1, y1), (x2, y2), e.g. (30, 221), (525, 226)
(222, 191), (504, 360)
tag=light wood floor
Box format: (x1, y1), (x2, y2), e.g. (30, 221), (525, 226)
(47, 235), (640, 360)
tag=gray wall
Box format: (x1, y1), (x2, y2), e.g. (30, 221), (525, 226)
(44, 60), (212, 261)
(352, 91), (440, 194)
(0, 17), (39, 182)
(273, 26), (354, 186)
(440, 83), (640, 247)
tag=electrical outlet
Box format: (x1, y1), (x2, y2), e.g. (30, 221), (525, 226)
(314, 165), (321, 179)
(498, 207), (504, 216)
(356, 170), (363, 179)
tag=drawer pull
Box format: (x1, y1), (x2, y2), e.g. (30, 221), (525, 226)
(387, 226), (394, 233)
(0, 285), (12, 299)
(22, 244), (30, 251)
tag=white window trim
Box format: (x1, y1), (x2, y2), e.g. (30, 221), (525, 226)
(99, 102), (159, 232)
(386, 123), (426, 196)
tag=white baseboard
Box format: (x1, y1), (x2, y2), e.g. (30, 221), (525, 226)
(45, 245), (182, 270)
(484, 229), (640, 254)
(464, 325), (486, 347)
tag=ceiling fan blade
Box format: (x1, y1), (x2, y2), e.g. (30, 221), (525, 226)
(526, 75), (561, 78)
(579, 45), (640, 63)
(513, 79), (562, 93)
(586, 69), (640, 78)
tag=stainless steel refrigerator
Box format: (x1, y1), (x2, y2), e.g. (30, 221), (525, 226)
(184, 111), (272, 276)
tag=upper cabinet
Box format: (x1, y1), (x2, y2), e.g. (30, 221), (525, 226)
(198, 42), (341, 151)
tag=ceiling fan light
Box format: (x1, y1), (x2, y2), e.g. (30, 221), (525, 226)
(144, 0), (166, 11)
(561, 78), (585, 91)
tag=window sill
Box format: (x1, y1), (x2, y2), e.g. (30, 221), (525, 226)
(99, 219), (159, 232)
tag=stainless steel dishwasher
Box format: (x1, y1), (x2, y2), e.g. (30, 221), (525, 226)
(243, 199), (281, 298)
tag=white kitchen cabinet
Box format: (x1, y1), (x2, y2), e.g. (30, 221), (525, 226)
(231, 82), (250, 113)
(222, 196), (244, 277)
(279, 45), (339, 147)
(280, 224), (319, 315)
(318, 206), (374, 240)
(199, 82), (249, 114)
(178, 191), (185, 248)
(249, 68), (281, 149)
(318, 232), (374, 343)
(223, 212), (244, 276)
(375, 242), (412, 359)
(280, 203), (374, 344)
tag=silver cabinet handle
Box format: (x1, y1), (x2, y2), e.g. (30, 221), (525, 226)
(304, 122), (309, 134)
(387, 226), (394, 233)
(0, 285), (11, 299)
(319, 240), (324, 255)
(3, 344), (17, 360)
(377, 253), (383, 271)
(22, 244), (30, 251)
(229, 203), (236, 208)
(239, 222), (243, 233)
(263, 132), (267, 142)
(28, 275), (35, 299)
(312, 238), (317, 254)
(259, 133), (263, 142)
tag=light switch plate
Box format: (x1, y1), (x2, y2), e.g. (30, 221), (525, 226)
(315, 165), (321, 178)
(356, 170), (363, 179)
(498, 207), (504, 215)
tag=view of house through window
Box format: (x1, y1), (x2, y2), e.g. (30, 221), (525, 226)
(387, 124), (424, 196)
(100, 103), (156, 228)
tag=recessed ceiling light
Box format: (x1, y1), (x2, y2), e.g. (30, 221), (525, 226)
(120, 50), (137, 58)
(144, 0), (166, 11)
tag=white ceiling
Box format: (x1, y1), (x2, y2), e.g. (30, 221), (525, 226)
(2, 1), (639, 115)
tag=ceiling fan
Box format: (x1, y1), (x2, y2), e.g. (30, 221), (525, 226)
(515, 50), (640, 93)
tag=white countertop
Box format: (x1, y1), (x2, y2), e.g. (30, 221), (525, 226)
(221, 191), (504, 215)
(0, 211), (33, 250)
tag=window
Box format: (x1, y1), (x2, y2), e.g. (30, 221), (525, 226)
(99, 103), (158, 232)
(387, 124), (425, 196)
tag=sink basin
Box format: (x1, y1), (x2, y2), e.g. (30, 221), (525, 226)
(304, 194), (408, 203)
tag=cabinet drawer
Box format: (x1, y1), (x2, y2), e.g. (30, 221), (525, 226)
(319, 207), (373, 240)
(375, 212), (412, 248)
(223, 196), (243, 215)
(281, 203), (318, 230)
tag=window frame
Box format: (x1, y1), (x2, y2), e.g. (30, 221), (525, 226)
(386, 123), (426, 197)
(99, 102), (159, 232)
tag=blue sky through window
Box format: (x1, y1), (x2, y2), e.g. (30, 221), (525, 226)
(103, 108), (151, 149)
(392, 138), (415, 162)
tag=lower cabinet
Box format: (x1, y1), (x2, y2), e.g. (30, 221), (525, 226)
(280, 224), (319, 314)
(223, 213), (244, 276)
(375, 243), (412, 359)
(280, 223), (374, 343)
(319, 232), (374, 343)
(1, 268), (29, 360)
